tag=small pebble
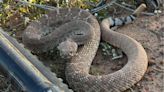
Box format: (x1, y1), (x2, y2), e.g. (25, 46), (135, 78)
(94, 13), (98, 17)
(12, 34), (16, 37)
(154, 10), (162, 14)
(102, 48), (106, 51)
(103, 52), (107, 55)
(85, 9), (89, 11)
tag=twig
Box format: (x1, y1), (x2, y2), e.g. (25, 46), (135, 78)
(0, 74), (4, 78)
(8, 22), (24, 31)
(5, 84), (11, 92)
(96, 0), (106, 7)
(90, 0), (117, 13)
(113, 2), (155, 16)
(84, 1), (96, 7)
(121, 2), (136, 8)
(14, 0), (57, 10)
(152, 67), (164, 72)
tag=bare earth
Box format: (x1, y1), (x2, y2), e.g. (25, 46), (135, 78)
(124, 14), (164, 92)
(118, 14), (164, 92)
(92, 14), (164, 92)
(0, 10), (163, 92)
(93, 15), (164, 92)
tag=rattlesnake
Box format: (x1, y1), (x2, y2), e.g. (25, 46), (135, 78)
(22, 5), (148, 92)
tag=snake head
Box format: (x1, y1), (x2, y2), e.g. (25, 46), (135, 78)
(57, 39), (78, 59)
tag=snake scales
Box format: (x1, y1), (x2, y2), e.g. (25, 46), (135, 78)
(22, 5), (148, 92)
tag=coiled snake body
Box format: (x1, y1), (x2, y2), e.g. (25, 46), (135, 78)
(22, 7), (148, 92)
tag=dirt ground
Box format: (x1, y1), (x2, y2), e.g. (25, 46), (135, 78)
(119, 13), (164, 92)
(121, 14), (164, 92)
(91, 13), (164, 92)
(0, 9), (163, 92)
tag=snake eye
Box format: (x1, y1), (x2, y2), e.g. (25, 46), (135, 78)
(75, 33), (83, 35)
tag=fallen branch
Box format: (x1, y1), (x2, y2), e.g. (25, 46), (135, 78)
(90, 0), (117, 13)
(114, 2), (155, 16)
